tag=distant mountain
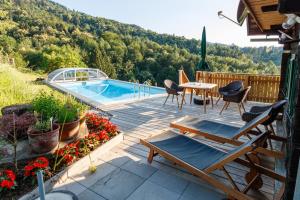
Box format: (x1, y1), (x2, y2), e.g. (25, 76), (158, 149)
(0, 0), (281, 85)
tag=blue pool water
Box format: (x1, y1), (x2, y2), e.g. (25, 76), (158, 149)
(56, 80), (165, 104)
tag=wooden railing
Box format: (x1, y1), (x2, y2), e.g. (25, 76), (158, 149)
(179, 70), (280, 103)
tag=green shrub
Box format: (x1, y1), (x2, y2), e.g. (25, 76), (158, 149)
(33, 120), (51, 133)
(13, 52), (28, 68)
(57, 103), (78, 123)
(56, 96), (89, 123)
(32, 91), (60, 121)
(72, 100), (89, 117)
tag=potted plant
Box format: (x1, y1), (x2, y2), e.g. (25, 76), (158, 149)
(27, 92), (60, 154)
(28, 117), (60, 154)
(56, 101), (80, 141)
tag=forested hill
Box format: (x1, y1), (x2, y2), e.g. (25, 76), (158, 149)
(0, 0), (281, 85)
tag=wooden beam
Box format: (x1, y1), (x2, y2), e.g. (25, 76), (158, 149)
(242, 0), (264, 33)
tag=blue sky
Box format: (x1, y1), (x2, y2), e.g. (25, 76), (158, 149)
(52, 0), (278, 47)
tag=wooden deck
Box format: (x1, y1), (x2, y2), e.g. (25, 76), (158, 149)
(100, 95), (277, 200)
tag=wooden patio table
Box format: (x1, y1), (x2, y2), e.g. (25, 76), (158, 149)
(179, 82), (217, 113)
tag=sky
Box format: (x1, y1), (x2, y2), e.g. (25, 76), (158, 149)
(52, 0), (279, 47)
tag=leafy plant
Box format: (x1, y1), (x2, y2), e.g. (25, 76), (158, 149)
(32, 120), (51, 133)
(73, 101), (89, 117)
(31, 92), (59, 121)
(56, 103), (78, 123)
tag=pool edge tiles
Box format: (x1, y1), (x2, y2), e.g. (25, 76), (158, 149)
(46, 79), (166, 107)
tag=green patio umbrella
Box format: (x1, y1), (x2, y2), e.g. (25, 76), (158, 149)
(197, 26), (210, 71)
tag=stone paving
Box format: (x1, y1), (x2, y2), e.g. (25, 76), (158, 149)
(50, 96), (275, 200)
(53, 145), (225, 200)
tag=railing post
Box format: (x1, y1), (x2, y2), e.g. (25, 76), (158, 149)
(179, 70), (183, 85)
(178, 70), (190, 84)
(244, 75), (249, 88)
(244, 75), (250, 101)
(202, 71), (208, 83)
(196, 71), (199, 82)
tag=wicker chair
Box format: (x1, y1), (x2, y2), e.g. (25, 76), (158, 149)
(242, 100), (287, 135)
(216, 81), (244, 105)
(219, 86), (251, 116)
(163, 79), (184, 107)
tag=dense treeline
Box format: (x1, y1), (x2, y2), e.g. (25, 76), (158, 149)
(0, 0), (281, 85)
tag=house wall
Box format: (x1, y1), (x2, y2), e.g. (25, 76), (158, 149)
(284, 25), (300, 200)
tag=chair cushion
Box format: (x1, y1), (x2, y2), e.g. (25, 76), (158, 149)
(219, 90), (239, 96)
(242, 100), (287, 125)
(148, 131), (227, 170)
(241, 112), (260, 123)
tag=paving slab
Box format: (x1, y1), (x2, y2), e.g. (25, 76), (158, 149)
(179, 182), (225, 200)
(126, 180), (181, 200)
(121, 159), (158, 179)
(78, 189), (106, 200)
(89, 168), (145, 200)
(100, 150), (132, 167)
(148, 170), (189, 194)
(68, 160), (117, 188)
(53, 178), (87, 196)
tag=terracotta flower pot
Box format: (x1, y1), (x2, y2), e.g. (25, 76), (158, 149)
(27, 124), (60, 154)
(59, 118), (80, 141)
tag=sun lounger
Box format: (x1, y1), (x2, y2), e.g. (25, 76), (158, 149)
(170, 108), (286, 158)
(141, 131), (285, 200)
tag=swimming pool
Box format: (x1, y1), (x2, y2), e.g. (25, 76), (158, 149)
(53, 79), (165, 105)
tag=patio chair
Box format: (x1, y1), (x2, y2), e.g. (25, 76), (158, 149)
(170, 108), (286, 159)
(141, 131), (285, 200)
(220, 86), (251, 116)
(163, 79), (185, 107)
(216, 80), (243, 105)
(242, 100), (287, 136)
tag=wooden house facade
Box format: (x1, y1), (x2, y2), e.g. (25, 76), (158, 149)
(237, 1), (300, 199)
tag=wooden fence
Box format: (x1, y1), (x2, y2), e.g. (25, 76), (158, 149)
(179, 70), (280, 103)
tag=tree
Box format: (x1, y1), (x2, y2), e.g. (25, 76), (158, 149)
(40, 45), (86, 72)
(91, 46), (116, 79)
(118, 61), (135, 81)
(0, 0), (282, 86)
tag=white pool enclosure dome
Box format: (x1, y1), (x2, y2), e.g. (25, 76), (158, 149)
(47, 68), (108, 83)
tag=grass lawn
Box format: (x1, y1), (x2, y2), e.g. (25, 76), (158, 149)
(0, 64), (60, 112)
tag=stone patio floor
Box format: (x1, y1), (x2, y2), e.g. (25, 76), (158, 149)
(51, 95), (276, 200)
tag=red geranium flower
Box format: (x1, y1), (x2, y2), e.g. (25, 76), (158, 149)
(4, 170), (16, 181)
(0, 170), (16, 190)
(34, 157), (49, 168)
(23, 157), (49, 178)
(99, 130), (109, 141)
(1, 180), (14, 189)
